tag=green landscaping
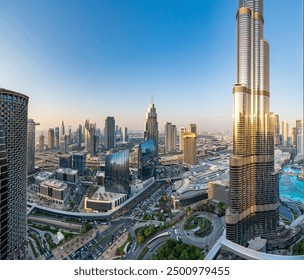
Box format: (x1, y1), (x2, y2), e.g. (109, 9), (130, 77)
(292, 240), (304, 255)
(217, 202), (227, 217)
(116, 233), (132, 256)
(29, 223), (58, 234)
(152, 239), (205, 260)
(28, 239), (38, 258)
(30, 234), (43, 255)
(184, 216), (212, 238)
(136, 225), (157, 245)
(44, 233), (57, 250)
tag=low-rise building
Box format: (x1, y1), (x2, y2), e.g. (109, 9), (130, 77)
(34, 171), (53, 185)
(84, 187), (127, 212)
(55, 168), (78, 186)
(208, 180), (229, 206)
(38, 179), (68, 204)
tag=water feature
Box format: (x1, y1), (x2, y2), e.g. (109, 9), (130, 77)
(279, 165), (304, 203)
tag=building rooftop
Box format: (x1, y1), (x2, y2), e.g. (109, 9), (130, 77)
(88, 187), (126, 202)
(56, 168), (78, 175)
(96, 171), (105, 177)
(248, 237), (267, 251)
(35, 171), (53, 181)
(59, 153), (72, 158)
(41, 179), (67, 190)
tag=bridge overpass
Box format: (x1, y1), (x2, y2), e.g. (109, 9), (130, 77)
(205, 236), (304, 260)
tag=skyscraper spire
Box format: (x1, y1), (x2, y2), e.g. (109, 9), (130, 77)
(144, 99), (159, 157)
(61, 120), (65, 136)
(226, 0), (279, 245)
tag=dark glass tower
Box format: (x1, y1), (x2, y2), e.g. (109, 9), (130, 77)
(225, 0), (279, 245)
(144, 101), (159, 157)
(105, 149), (130, 195)
(104, 116), (115, 150)
(138, 138), (157, 181)
(0, 88), (29, 259)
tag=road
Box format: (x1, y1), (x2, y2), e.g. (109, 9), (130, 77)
(178, 212), (225, 249)
(68, 217), (135, 260)
(29, 228), (54, 260)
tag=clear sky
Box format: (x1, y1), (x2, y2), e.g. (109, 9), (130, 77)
(0, 0), (302, 133)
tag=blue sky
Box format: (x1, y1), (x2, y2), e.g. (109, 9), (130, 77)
(0, 0), (302, 132)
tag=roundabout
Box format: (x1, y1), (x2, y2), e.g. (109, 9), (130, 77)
(184, 216), (212, 238)
(179, 212), (225, 249)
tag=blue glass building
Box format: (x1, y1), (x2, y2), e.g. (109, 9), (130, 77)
(138, 138), (157, 181)
(105, 149), (130, 195)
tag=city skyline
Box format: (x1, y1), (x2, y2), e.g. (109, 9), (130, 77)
(0, 0), (302, 131)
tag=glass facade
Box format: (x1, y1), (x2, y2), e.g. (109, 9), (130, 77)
(105, 149), (130, 195)
(144, 102), (159, 157)
(72, 153), (86, 176)
(226, 0), (279, 245)
(27, 119), (39, 173)
(138, 138), (157, 181)
(0, 121), (8, 259)
(0, 88), (29, 259)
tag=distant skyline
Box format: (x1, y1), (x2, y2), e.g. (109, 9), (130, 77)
(0, 0), (302, 132)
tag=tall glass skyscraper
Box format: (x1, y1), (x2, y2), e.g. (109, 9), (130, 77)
(27, 119), (39, 173)
(138, 138), (157, 181)
(104, 116), (115, 150)
(0, 88), (28, 259)
(0, 121), (8, 259)
(105, 149), (130, 195)
(226, 0), (279, 245)
(144, 101), (159, 156)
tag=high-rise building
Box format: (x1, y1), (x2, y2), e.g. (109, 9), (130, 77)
(0, 88), (28, 260)
(179, 127), (186, 151)
(296, 120), (303, 133)
(274, 114), (280, 146)
(144, 101), (159, 156)
(38, 133), (44, 152)
(104, 116), (115, 149)
(282, 120), (289, 147)
(48, 128), (55, 149)
(54, 127), (59, 148)
(138, 138), (157, 181)
(189, 123), (197, 134)
(226, 1), (279, 245)
(172, 125), (177, 151)
(68, 126), (72, 144)
(78, 124), (82, 148)
(105, 149), (130, 195)
(84, 120), (96, 155)
(59, 154), (72, 168)
(94, 135), (99, 154)
(297, 128), (303, 156)
(295, 119), (303, 148)
(164, 122), (177, 153)
(183, 132), (196, 165)
(72, 152), (86, 176)
(291, 127), (297, 147)
(61, 120), (65, 136)
(0, 123), (8, 259)
(59, 135), (68, 153)
(27, 119), (40, 173)
(122, 127), (128, 143)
